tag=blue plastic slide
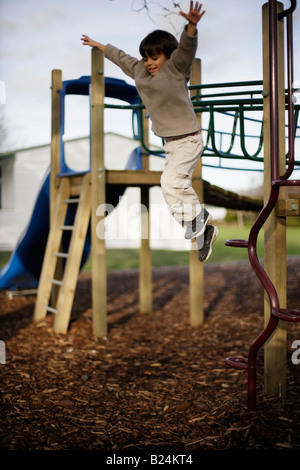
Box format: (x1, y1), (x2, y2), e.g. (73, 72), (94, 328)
(0, 168), (51, 289)
(0, 146), (143, 290)
(0, 76), (143, 290)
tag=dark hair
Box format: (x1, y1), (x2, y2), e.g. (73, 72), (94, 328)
(139, 30), (178, 59)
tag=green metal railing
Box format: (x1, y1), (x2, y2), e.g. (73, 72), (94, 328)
(105, 80), (300, 170)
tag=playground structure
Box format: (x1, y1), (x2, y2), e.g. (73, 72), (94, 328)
(0, 0), (299, 410)
(224, 0), (300, 410)
(31, 65), (265, 335)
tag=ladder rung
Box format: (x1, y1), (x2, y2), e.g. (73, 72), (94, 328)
(53, 252), (69, 258)
(272, 308), (300, 322)
(225, 239), (248, 248)
(64, 198), (80, 204)
(225, 356), (248, 370)
(43, 306), (58, 314)
(58, 225), (74, 231)
(47, 278), (63, 286)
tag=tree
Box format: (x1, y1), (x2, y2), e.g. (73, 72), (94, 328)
(111, 0), (185, 33)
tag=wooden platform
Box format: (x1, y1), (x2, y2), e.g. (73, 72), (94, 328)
(202, 180), (263, 212)
(106, 170), (161, 186)
(106, 170), (263, 212)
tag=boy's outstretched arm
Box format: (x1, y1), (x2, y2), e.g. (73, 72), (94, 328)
(81, 34), (105, 52)
(179, 1), (205, 36)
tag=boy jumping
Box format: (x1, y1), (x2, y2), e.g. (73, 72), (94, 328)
(81, 1), (218, 262)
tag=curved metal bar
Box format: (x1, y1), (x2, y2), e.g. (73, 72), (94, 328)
(224, 0), (299, 412)
(280, 6), (296, 179)
(278, 0), (297, 19)
(269, 0), (280, 181)
(247, 313), (279, 410)
(207, 107), (240, 156)
(273, 178), (300, 186)
(207, 106), (227, 158)
(239, 104), (264, 159)
(244, 185), (281, 410)
(206, 106), (265, 161)
(225, 110), (239, 154)
(248, 186), (280, 311)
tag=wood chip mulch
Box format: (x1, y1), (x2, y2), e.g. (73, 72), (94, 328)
(0, 257), (299, 452)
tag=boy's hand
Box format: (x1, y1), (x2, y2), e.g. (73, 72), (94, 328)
(81, 35), (97, 47)
(81, 34), (105, 52)
(180, 1), (205, 26)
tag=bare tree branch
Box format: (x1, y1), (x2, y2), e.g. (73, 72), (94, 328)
(110, 0), (185, 33)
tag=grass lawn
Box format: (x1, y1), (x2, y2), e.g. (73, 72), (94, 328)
(0, 223), (298, 272)
(83, 222), (299, 270)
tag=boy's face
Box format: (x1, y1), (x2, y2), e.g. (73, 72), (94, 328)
(143, 52), (168, 76)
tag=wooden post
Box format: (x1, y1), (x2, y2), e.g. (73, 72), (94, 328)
(50, 70), (63, 307)
(189, 58), (204, 326)
(90, 48), (107, 337)
(50, 70), (62, 223)
(139, 110), (152, 313)
(262, 1), (287, 397)
(54, 174), (92, 334)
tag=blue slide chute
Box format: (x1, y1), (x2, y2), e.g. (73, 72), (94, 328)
(0, 76), (143, 290)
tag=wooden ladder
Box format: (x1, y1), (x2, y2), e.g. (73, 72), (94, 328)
(33, 173), (91, 334)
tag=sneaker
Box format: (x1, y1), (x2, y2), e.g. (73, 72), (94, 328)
(184, 208), (212, 239)
(197, 225), (218, 262)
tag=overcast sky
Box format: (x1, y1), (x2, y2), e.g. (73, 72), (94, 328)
(0, 0), (300, 189)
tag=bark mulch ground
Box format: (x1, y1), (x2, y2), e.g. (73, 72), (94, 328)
(0, 257), (299, 453)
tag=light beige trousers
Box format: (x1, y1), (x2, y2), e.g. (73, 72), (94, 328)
(161, 132), (204, 230)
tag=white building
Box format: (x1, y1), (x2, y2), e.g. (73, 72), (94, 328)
(0, 133), (198, 253)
